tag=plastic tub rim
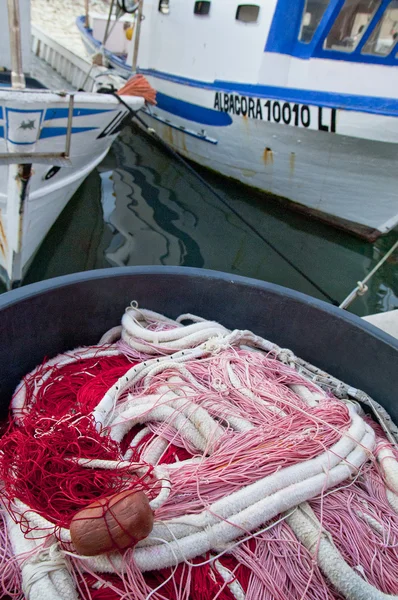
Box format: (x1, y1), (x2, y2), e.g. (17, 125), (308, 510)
(2, 265), (397, 349)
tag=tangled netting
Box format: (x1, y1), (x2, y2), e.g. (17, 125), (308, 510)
(1, 305), (398, 600)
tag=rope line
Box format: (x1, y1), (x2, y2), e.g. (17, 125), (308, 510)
(112, 92), (339, 305)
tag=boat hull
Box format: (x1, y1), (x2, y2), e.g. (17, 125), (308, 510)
(140, 76), (398, 240)
(77, 17), (398, 239)
(0, 89), (144, 288)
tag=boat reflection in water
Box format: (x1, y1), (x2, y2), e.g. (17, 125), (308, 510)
(24, 124), (398, 318)
(99, 125), (398, 317)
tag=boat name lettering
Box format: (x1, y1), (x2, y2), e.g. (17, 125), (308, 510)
(213, 93), (337, 133)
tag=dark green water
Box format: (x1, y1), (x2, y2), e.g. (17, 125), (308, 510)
(25, 124), (398, 317)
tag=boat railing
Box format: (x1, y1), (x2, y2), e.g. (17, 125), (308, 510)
(31, 25), (99, 92)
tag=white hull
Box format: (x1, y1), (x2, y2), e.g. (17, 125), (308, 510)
(0, 89), (144, 288)
(363, 310), (398, 339)
(141, 78), (398, 239)
(78, 0), (398, 239)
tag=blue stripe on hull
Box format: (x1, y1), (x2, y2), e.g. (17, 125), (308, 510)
(39, 126), (98, 139)
(44, 108), (115, 121)
(156, 92), (232, 126)
(76, 13), (398, 118)
(142, 109), (218, 143)
(139, 68), (398, 118)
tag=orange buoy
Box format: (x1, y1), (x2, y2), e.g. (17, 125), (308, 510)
(70, 490), (154, 556)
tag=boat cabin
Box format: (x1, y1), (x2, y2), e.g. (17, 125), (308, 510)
(267, 0), (398, 65)
(115, 0), (397, 101)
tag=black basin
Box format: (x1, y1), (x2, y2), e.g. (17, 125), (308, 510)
(0, 267), (397, 421)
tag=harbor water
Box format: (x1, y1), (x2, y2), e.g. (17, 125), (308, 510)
(24, 123), (398, 317)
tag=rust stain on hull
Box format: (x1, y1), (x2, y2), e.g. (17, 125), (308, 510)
(182, 132), (187, 153)
(163, 124), (174, 146)
(175, 128), (187, 153)
(290, 152), (295, 176)
(0, 211), (8, 253)
(263, 147), (274, 166)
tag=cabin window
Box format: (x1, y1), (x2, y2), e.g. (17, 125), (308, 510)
(236, 5), (260, 23)
(362, 0), (398, 55)
(299, 0), (330, 42)
(323, 0), (381, 52)
(158, 0), (170, 14)
(194, 1), (210, 15)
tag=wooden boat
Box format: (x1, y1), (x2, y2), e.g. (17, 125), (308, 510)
(0, 0), (144, 289)
(78, 0), (398, 240)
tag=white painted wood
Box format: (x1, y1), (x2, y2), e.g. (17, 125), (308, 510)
(30, 25), (110, 92)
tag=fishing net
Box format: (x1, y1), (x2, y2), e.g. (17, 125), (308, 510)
(0, 304), (398, 600)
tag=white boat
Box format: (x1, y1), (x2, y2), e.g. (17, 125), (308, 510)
(363, 309), (398, 338)
(78, 0), (398, 241)
(0, 0), (144, 289)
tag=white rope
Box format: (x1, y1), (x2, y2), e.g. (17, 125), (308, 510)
(287, 503), (398, 600)
(213, 558), (245, 600)
(376, 445), (398, 494)
(5, 510), (77, 600)
(83, 426), (374, 572)
(99, 326), (122, 344)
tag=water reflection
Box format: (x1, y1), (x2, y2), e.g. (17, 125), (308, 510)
(25, 124), (398, 318)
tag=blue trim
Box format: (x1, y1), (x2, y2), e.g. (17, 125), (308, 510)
(265, 0), (398, 65)
(302, 0), (346, 58)
(156, 91), (232, 126)
(353, 1), (388, 52)
(6, 107), (42, 114)
(139, 68), (398, 117)
(78, 3), (398, 70)
(44, 107), (115, 121)
(76, 16), (131, 76)
(39, 126), (98, 139)
(0, 107), (2, 119)
(0, 126), (3, 138)
(353, 0), (398, 58)
(138, 68), (221, 89)
(5, 140), (37, 146)
(265, 0), (306, 54)
(142, 108), (218, 144)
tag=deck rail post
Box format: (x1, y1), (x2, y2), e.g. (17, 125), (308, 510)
(6, 0), (26, 89)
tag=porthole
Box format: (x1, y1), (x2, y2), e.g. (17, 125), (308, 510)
(194, 1), (211, 16)
(236, 4), (260, 23)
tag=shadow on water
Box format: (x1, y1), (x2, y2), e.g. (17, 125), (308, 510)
(25, 123), (398, 317)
